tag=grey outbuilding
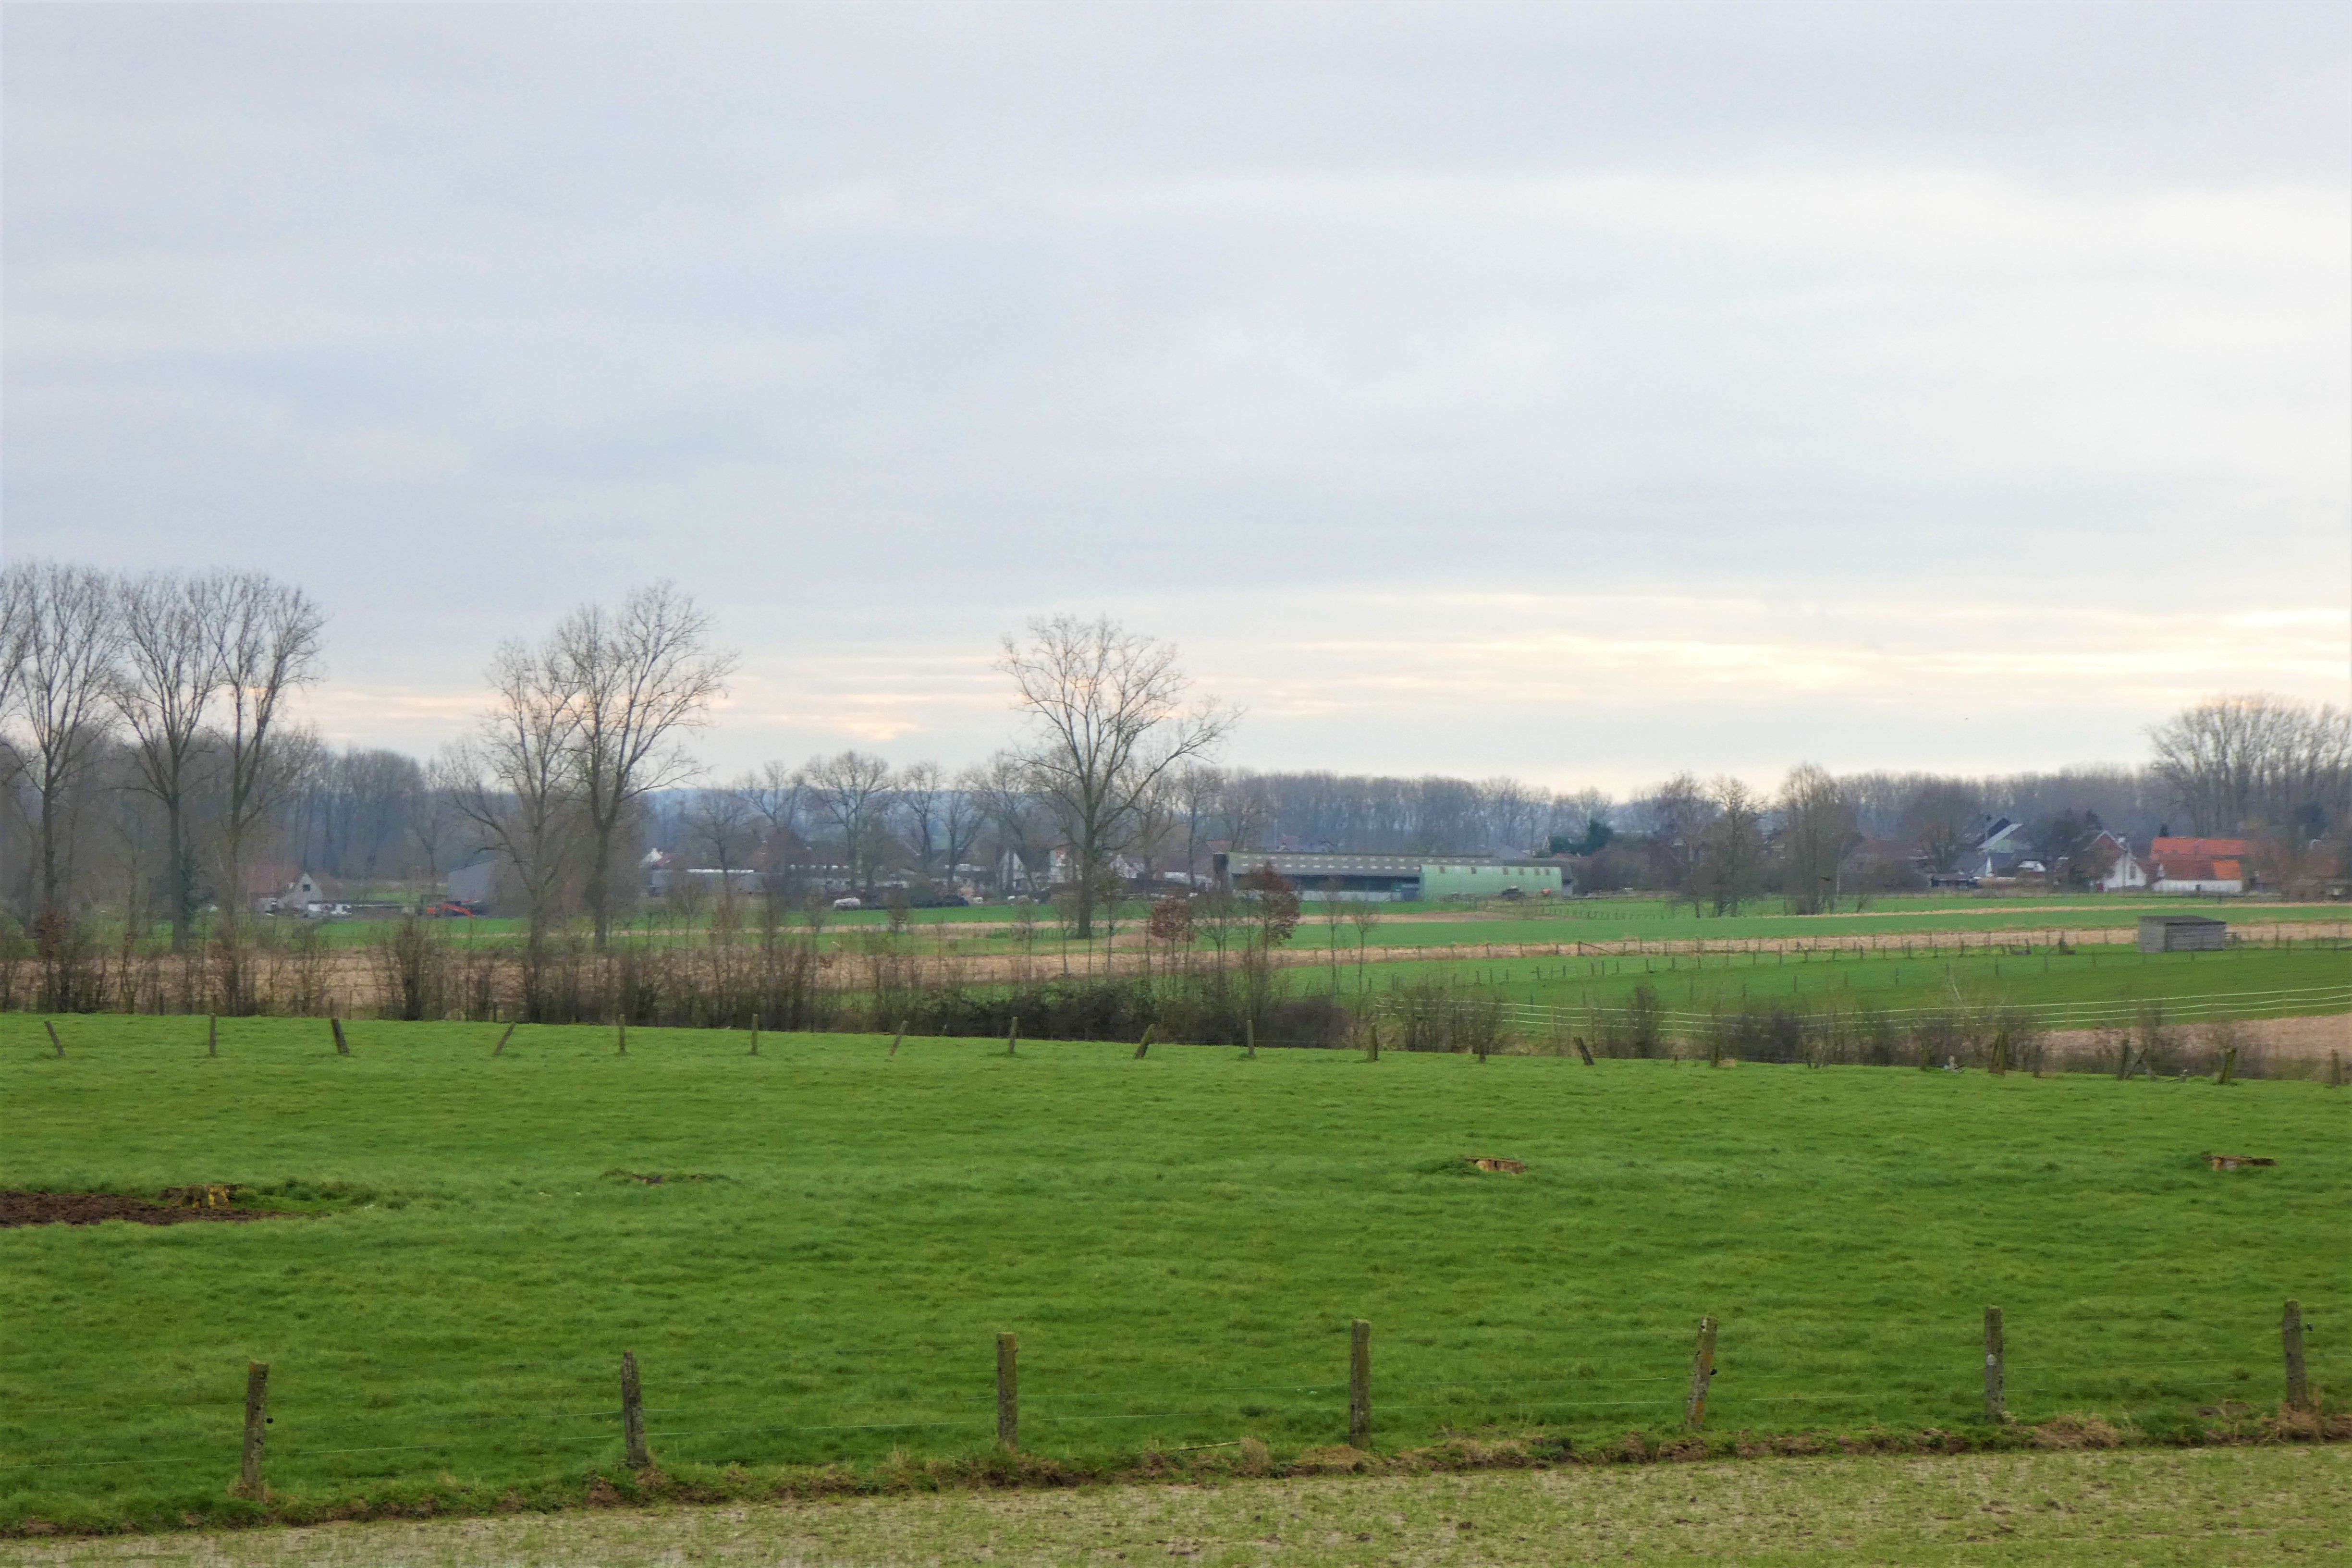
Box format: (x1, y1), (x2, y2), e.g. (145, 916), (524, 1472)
(2138, 915), (2228, 953)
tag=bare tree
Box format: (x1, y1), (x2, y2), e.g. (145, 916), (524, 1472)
(971, 750), (1052, 897)
(684, 786), (757, 890)
(736, 760), (809, 914)
(999, 614), (1234, 938)
(211, 573), (327, 932)
(1778, 763), (1857, 914)
(939, 764), (990, 891)
(1348, 897), (1383, 996)
(1173, 762), (1227, 883)
(113, 571), (226, 949)
(806, 749), (894, 892)
(737, 761), (808, 845)
(1694, 776), (1765, 916)
(1640, 772), (1716, 910)
(404, 770), (464, 888)
(552, 582), (735, 947)
(2150, 694), (2352, 837)
(7, 564), (124, 920)
(1478, 776), (1550, 855)
(893, 760), (946, 877)
(0, 563), (35, 741)
(445, 641), (584, 989)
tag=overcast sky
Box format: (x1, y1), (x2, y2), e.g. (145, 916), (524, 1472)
(6, 1), (2346, 793)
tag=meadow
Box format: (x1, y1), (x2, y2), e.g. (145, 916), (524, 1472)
(1319, 943), (2352, 1029)
(1, 1014), (2343, 1534)
(10, 1447), (2347, 1566)
(258, 892), (2349, 955)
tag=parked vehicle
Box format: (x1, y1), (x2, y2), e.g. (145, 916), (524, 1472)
(423, 901), (479, 919)
(831, 896), (864, 910)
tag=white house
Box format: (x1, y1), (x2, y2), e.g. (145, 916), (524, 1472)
(2095, 832), (2147, 892)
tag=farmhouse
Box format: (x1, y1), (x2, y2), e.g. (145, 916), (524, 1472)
(2149, 855), (2246, 895)
(256, 868), (345, 915)
(1212, 851), (1567, 902)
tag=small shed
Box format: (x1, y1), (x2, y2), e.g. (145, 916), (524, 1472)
(2139, 915), (2228, 954)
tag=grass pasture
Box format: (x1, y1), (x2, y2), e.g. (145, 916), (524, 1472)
(10, 1446), (2348, 1566)
(1337, 943), (2352, 1032)
(0, 1015), (2344, 1536)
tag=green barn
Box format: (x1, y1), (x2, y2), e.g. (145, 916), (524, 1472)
(1212, 851), (1566, 902)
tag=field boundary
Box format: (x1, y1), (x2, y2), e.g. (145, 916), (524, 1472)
(6, 1298), (2340, 1537)
(6, 1405), (2345, 1540)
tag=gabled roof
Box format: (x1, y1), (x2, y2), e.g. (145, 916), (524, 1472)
(2151, 856), (2242, 883)
(2151, 836), (2249, 858)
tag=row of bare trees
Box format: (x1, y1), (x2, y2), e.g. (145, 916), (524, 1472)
(0, 562), (324, 944)
(647, 616), (1233, 940)
(438, 582), (736, 990)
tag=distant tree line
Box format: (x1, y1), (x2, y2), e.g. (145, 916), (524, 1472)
(7, 555), (2349, 966)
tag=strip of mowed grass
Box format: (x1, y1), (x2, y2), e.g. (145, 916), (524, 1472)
(1331, 944), (2352, 1022)
(1, 1015), (2343, 1532)
(10, 1447), (2345, 1567)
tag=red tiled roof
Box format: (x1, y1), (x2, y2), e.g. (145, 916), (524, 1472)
(2152, 857), (2242, 883)
(2151, 836), (2249, 858)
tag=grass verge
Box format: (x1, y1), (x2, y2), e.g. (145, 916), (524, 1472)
(5, 1442), (2347, 1565)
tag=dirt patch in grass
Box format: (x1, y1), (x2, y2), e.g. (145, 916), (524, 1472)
(0, 1190), (293, 1228)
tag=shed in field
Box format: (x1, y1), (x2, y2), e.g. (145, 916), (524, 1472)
(2138, 915), (2228, 954)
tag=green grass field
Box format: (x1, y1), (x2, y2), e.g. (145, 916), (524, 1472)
(1325, 944), (2352, 1029)
(181, 892), (2349, 957)
(10, 1446), (2347, 1566)
(1, 1014), (2343, 1534)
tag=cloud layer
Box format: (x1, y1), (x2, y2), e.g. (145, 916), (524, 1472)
(6, 2), (2346, 788)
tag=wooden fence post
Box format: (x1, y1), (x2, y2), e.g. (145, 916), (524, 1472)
(1574, 1035), (1596, 1067)
(1983, 1307), (2007, 1423)
(749, 1012), (760, 1056)
(1245, 1018), (1256, 1058)
(329, 1011), (348, 1056)
(891, 1019), (906, 1056)
(2218, 1045), (2239, 1086)
(493, 1022), (516, 1055)
(1134, 1025), (1153, 1060)
(208, 1015), (219, 1057)
(1348, 1318), (1372, 1447)
(621, 1350), (649, 1469)
(2284, 1299), (2309, 1411)
(1366, 1023), (1380, 1062)
(1006, 1016), (1019, 1056)
(996, 1332), (1019, 1450)
(238, 1360), (269, 1496)
(1683, 1316), (1718, 1429)
(44, 1019), (62, 1057)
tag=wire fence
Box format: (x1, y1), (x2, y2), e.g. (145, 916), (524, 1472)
(3, 1303), (2336, 1502)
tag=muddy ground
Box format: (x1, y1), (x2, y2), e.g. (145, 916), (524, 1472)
(0, 1191), (289, 1228)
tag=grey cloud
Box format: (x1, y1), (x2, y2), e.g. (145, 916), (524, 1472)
(4, 2), (2345, 783)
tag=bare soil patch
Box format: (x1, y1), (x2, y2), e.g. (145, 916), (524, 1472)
(0, 1190), (291, 1228)
(2046, 1011), (2351, 1063)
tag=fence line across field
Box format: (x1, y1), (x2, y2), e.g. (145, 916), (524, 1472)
(1450, 983), (2352, 1033)
(8, 1300), (2328, 1495)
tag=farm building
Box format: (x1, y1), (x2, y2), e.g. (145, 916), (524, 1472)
(1212, 851), (1566, 902)
(445, 852), (505, 910)
(2139, 915), (2228, 953)
(2149, 856), (2245, 895)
